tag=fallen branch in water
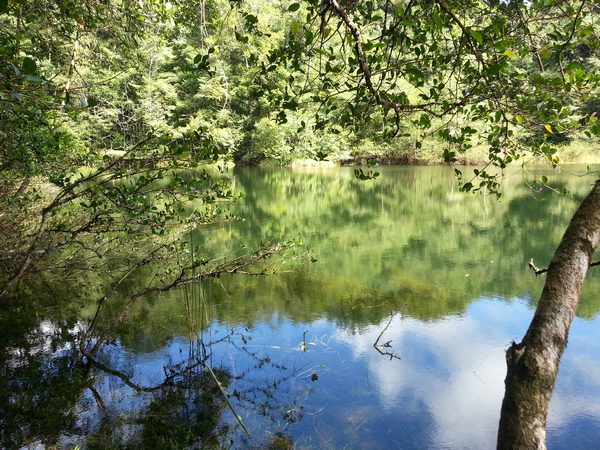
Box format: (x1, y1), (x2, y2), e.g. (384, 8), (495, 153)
(373, 313), (401, 361)
(528, 258), (600, 276)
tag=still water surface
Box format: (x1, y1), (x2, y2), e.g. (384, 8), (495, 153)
(3, 166), (600, 449)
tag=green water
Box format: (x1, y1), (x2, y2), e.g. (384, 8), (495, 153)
(2, 166), (600, 449)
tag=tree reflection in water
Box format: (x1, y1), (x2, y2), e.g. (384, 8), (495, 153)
(1, 286), (311, 449)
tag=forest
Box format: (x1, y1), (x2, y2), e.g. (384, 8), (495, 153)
(1, 0), (599, 449)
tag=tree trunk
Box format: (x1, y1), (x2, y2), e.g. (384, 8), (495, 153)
(497, 179), (600, 449)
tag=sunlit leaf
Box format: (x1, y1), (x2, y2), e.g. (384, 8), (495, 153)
(468, 28), (484, 45)
(432, 10), (443, 29)
(290, 19), (300, 34)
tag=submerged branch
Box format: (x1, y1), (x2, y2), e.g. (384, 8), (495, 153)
(373, 313), (401, 361)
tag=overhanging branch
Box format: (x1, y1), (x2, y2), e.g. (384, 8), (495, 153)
(528, 257), (600, 276)
(325, 0), (438, 132)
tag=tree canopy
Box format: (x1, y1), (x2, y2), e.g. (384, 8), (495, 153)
(252, 0), (599, 191)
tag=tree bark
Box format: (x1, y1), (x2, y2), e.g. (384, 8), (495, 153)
(497, 179), (600, 449)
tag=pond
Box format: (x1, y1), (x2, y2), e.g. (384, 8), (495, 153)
(2, 166), (600, 449)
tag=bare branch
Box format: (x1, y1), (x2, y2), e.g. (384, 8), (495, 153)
(373, 313), (401, 361)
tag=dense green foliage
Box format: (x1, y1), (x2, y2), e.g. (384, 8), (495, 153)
(0, 0), (243, 293)
(254, 0), (599, 189)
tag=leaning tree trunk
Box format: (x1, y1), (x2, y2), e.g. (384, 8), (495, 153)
(497, 179), (600, 449)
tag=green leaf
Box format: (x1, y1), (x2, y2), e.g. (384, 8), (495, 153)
(22, 74), (43, 85)
(503, 49), (517, 59)
(305, 29), (314, 45)
(234, 31), (249, 43)
(354, 168), (379, 180)
(461, 182), (474, 192)
(315, 150), (328, 161)
(405, 65), (425, 86)
(290, 19), (300, 34)
(417, 113), (431, 129)
(21, 57), (36, 74)
(288, 2), (300, 12)
(87, 97), (99, 108)
(515, 115), (523, 124)
(432, 10), (443, 29)
(468, 28), (484, 45)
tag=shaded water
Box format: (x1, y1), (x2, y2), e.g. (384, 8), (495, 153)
(3, 166), (600, 449)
